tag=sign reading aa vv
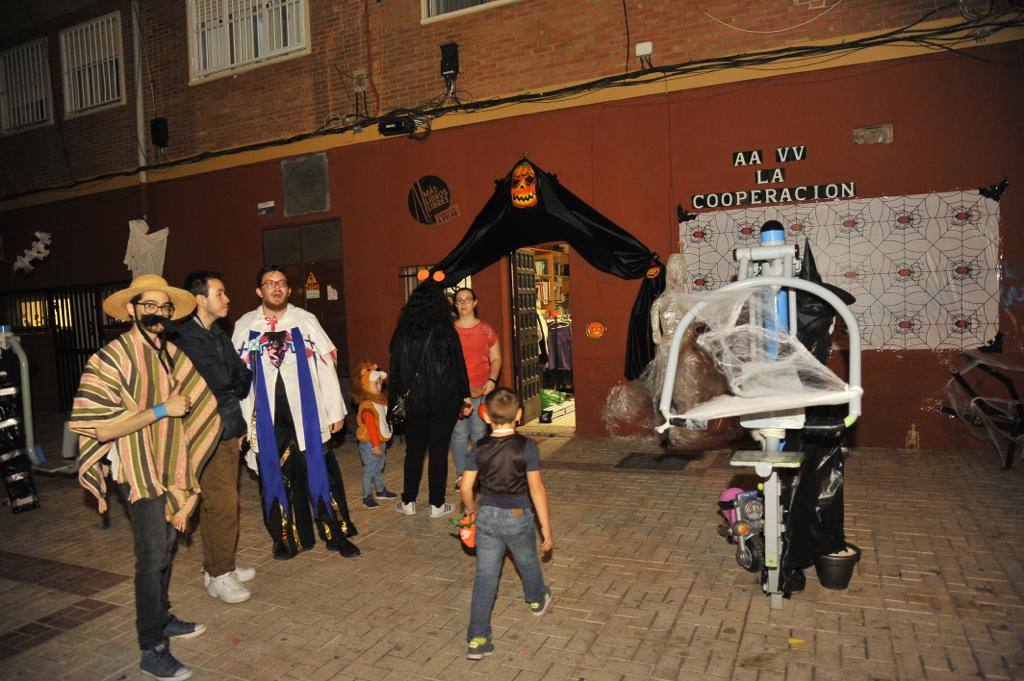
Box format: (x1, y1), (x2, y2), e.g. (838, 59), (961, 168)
(690, 145), (856, 210)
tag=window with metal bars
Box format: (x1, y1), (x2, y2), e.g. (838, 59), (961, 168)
(0, 292), (49, 332)
(422, 0), (517, 20)
(0, 39), (53, 134)
(58, 12), (125, 116)
(188, 0), (308, 81)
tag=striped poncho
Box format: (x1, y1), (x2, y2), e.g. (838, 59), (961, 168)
(71, 327), (222, 522)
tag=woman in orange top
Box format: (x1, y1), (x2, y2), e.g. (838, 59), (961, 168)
(451, 287), (502, 491)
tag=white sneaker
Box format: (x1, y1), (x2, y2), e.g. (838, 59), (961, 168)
(202, 567), (255, 587)
(206, 572), (252, 604)
(234, 566), (255, 583)
(429, 502), (453, 518)
(396, 500), (416, 515)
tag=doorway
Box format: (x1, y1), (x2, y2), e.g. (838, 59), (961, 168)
(511, 243), (574, 432)
(262, 221), (349, 376)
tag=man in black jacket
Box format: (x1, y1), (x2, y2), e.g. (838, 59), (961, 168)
(175, 271), (255, 604)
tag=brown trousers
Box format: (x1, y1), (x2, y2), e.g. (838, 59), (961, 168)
(198, 438), (241, 577)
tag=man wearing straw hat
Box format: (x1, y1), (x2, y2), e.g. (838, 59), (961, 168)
(70, 274), (222, 681)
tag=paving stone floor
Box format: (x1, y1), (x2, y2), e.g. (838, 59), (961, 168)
(1, 433), (1023, 681)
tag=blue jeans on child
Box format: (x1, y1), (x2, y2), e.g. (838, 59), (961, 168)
(358, 440), (387, 497)
(451, 394), (487, 476)
(468, 505), (547, 640)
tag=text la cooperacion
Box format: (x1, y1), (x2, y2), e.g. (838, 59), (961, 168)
(691, 182), (855, 210)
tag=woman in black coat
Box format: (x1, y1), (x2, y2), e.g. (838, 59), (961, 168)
(389, 282), (471, 518)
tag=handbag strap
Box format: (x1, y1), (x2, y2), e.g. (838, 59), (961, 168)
(408, 326), (435, 388)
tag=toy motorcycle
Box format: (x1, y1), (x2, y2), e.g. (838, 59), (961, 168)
(717, 487), (765, 572)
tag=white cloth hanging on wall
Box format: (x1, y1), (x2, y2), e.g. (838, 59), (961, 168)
(124, 218), (169, 278)
(679, 189), (1001, 350)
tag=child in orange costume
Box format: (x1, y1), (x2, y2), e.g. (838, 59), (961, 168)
(353, 362), (398, 508)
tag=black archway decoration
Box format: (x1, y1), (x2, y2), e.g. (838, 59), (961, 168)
(426, 157), (664, 379)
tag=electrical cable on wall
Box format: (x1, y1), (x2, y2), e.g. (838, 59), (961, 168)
(705, 0), (846, 35)
(622, 0), (632, 74)
(325, 64), (369, 130)
(4, 4), (1023, 202)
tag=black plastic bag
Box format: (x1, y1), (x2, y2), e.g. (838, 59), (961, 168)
(778, 243), (855, 592)
(780, 413), (847, 592)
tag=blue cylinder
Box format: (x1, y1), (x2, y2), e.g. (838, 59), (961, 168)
(759, 221), (789, 336)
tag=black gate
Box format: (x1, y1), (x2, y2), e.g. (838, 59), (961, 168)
(0, 282), (128, 412)
(50, 283), (128, 410)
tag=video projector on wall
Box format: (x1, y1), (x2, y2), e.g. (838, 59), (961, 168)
(378, 114), (419, 137)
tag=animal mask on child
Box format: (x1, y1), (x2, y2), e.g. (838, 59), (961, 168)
(354, 362), (388, 403)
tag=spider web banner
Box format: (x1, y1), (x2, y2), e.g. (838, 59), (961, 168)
(678, 190), (1000, 350)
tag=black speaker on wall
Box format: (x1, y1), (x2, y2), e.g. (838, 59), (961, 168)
(440, 42), (459, 77)
(150, 117), (169, 148)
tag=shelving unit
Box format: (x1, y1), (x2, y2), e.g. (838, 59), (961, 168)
(0, 328), (40, 514)
(528, 245), (570, 318)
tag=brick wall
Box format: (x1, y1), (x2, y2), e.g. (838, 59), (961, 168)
(0, 0), (137, 196)
(1, 0), (959, 197)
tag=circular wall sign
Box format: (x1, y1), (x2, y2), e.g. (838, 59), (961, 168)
(408, 176), (453, 224)
(585, 321), (607, 340)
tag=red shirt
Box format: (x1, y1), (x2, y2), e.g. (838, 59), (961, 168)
(455, 321), (498, 389)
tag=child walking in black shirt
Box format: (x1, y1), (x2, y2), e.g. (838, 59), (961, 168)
(459, 387), (553, 660)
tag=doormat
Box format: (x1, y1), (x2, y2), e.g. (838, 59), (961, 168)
(614, 451), (693, 471)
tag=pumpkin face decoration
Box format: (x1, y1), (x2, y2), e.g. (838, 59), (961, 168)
(511, 162), (538, 209)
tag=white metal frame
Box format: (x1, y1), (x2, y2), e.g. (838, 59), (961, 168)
(0, 38), (54, 135)
(59, 11), (127, 118)
(657, 275), (863, 609)
(421, 0), (520, 24)
(186, 0), (311, 83)
(657, 277), (863, 429)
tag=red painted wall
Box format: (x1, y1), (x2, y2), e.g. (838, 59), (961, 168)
(3, 45), (1022, 451)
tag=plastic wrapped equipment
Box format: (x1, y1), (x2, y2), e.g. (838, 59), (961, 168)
(604, 289), (740, 447)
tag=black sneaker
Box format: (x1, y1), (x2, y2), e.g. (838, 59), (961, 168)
(363, 495), (379, 509)
(162, 614), (207, 640)
(466, 636), (494, 660)
(141, 641), (193, 680)
(376, 488), (398, 500)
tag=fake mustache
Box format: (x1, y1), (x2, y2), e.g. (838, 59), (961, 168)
(139, 314), (172, 331)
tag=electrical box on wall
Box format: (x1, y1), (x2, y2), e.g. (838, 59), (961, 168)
(282, 152), (329, 217)
(853, 124), (893, 144)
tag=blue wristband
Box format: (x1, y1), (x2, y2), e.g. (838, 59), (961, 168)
(153, 403), (169, 420)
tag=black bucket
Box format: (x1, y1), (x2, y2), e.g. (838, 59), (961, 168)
(814, 543), (861, 590)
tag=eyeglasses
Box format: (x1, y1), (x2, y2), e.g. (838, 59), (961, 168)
(260, 279), (289, 290)
(135, 301), (175, 316)
(454, 297), (475, 304)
